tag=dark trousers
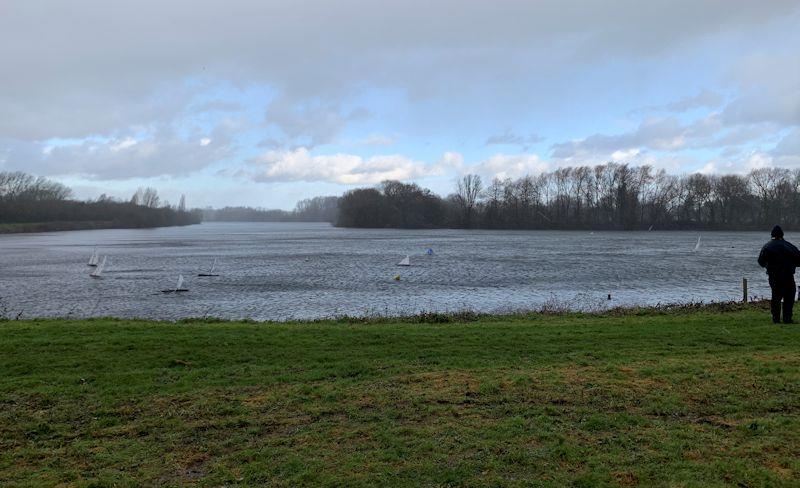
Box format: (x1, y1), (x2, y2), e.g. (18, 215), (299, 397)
(768, 275), (796, 323)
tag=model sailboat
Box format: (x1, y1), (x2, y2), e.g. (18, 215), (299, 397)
(162, 274), (189, 293)
(88, 248), (99, 267)
(397, 255), (411, 266)
(89, 256), (106, 278)
(198, 258), (219, 277)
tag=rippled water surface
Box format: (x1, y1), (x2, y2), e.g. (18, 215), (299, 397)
(0, 222), (779, 320)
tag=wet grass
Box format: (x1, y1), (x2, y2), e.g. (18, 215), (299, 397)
(1, 307), (798, 486)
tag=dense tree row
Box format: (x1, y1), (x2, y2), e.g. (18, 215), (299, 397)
(203, 196), (339, 223)
(0, 171), (200, 229)
(336, 164), (800, 230)
(336, 181), (444, 228)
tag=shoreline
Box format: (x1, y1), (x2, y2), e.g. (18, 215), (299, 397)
(1, 220), (780, 235)
(1, 299), (770, 324)
(0, 220), (199, 235)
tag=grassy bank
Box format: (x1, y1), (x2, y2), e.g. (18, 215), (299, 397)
(0, 221), (118, 234)
(0, 221), (200, 234)
(0, 221), (206, 234)
(1, 308), (798, 486)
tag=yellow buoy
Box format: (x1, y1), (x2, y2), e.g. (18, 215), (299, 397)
(394, 275), (401, 281)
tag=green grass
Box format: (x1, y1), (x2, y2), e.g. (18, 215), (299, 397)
(1, 307), (798, 486)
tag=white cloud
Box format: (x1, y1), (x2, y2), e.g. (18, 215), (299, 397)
(439, 151), (465, 170)
(249, 147), (444, 184)
(472, 153), (549, 180)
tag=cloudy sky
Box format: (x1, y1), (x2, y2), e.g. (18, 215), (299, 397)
(1, 1), (798, 209)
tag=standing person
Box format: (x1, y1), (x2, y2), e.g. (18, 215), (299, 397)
(758, 225), (800, 324)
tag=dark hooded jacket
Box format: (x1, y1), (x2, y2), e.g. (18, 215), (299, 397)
(758, 238), (800, 279)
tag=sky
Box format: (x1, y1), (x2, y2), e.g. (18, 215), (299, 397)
(0, 0), (798, 209)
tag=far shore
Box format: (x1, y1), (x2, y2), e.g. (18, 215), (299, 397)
(0, 219), (778, 235)
(0, 221), (198, 234)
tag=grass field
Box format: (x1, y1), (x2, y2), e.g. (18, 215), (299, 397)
(1, 306), (798, 486)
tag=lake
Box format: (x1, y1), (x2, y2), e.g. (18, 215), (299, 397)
(0, 222), (780, 320)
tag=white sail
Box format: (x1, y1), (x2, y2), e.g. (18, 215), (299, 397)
(176, 274), (184, 291)
(90, 256), (106, 277)
(209, 258), (217, 274)
(694, 235), (701, 252)
(397, 255), (411, 266)
(88, 248), (99, 266)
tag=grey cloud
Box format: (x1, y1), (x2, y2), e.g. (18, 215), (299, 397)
(633, 89), (725, 114)
(0, 0), (797, 141)
(550, 113), (784, 160)
(722, 88), (800, 126)
(265, 98), (371, 148)
(665, 90), (725, 112)
(772, 129), (800, 158)
(550, 118), (689, 158)
(0, 86), (195, 141)
(486, 130), (544, 149)
(194, 100), (246, 113)
(0, 127), (235, 179)
(357, 134), (396, 146)
(721, 53), (800, 126)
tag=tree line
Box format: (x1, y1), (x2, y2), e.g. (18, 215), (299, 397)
(335, 164), (800, 230)
(0, 171), (200, 231)
(203, 196), (339, 223)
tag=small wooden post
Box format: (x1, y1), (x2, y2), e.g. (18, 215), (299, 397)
(742, 278), (748, 303)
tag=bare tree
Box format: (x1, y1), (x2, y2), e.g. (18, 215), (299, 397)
(454, 174), (483, 228)
(141, 188), (160, 208)
(0, 171), (71, 201)
(483, 178), (506, 228)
